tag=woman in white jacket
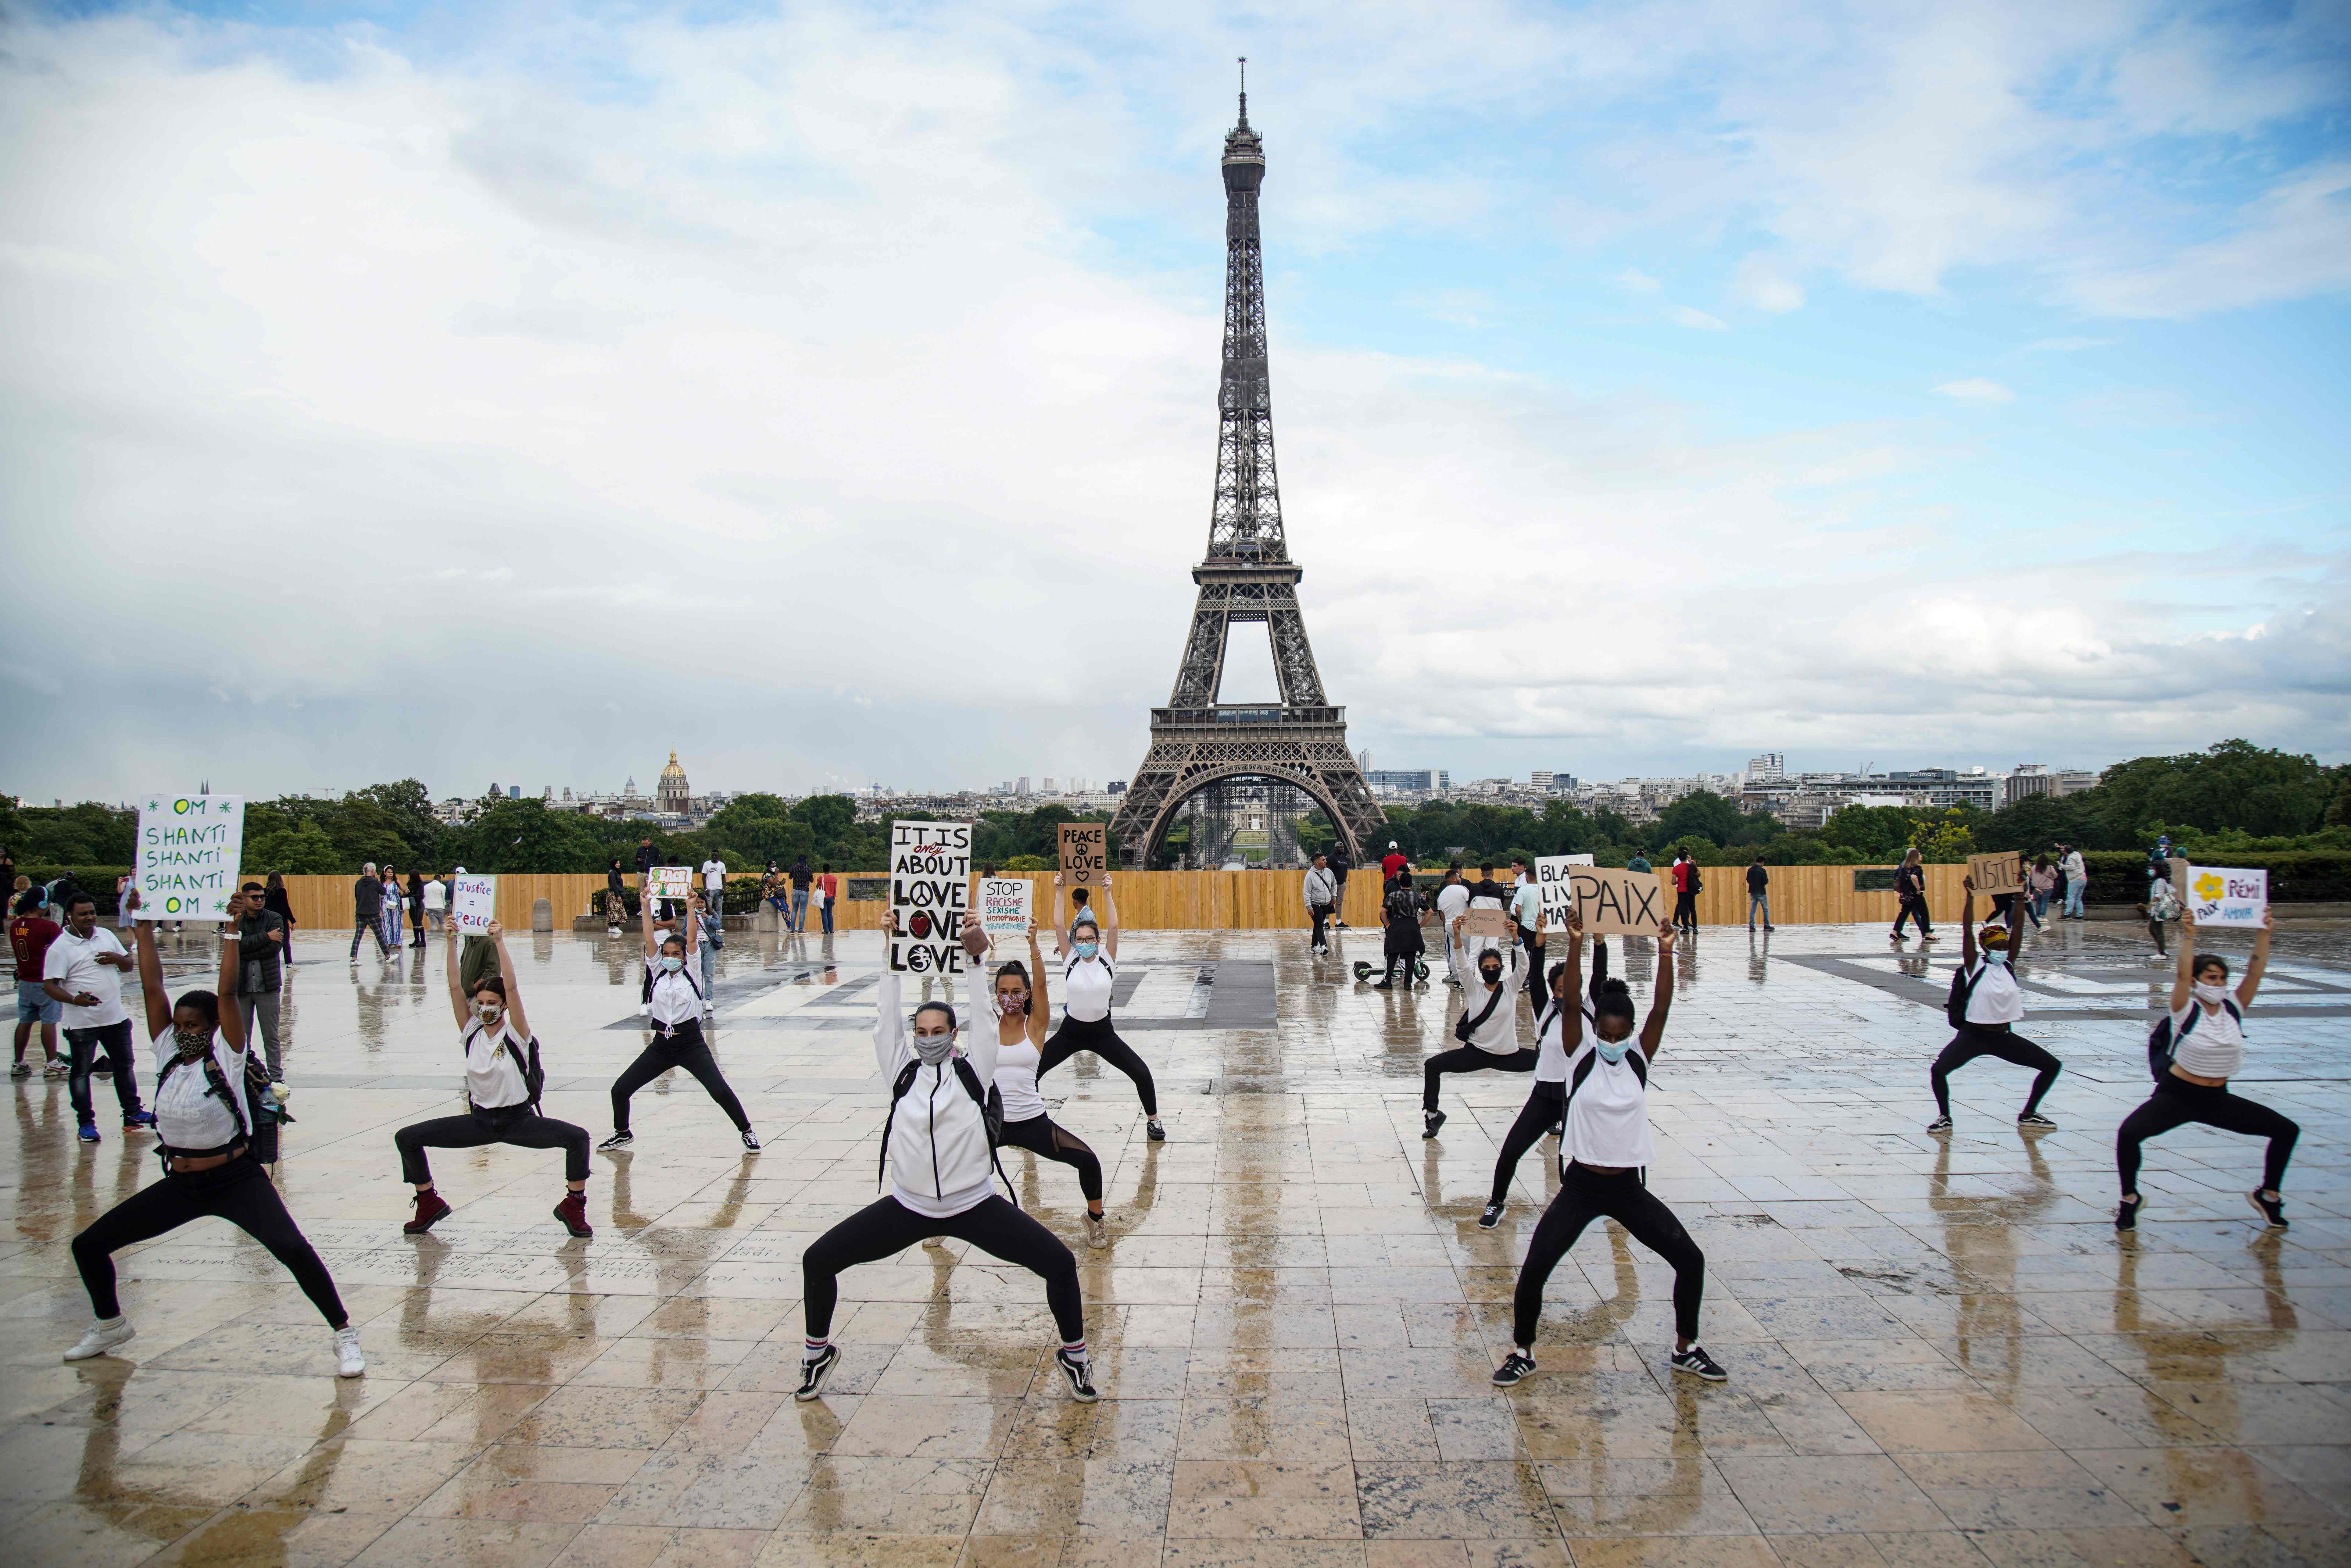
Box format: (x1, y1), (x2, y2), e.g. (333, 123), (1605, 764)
(794, 913), (1095, 1404)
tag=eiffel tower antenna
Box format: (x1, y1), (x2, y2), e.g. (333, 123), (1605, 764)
(1108, 76), (1385, 871)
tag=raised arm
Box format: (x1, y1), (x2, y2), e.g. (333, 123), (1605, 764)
(1560, 913), (1585, 1053)
(1959, 878), (1978, 969)
(2169, 906), (2197, 1012)
(130, 898), (172, 1039)
(490, 923), (527, 1040)
(1050, 874), (1067, 958)
(445, 909), (470, 1027)
(1100, 872), (1119, 961)
(1641, 920), (1676, 1057)
(640, 876), (660, 959)
(2238, 909), (2273, 1006)
(214, 910), (246, 1053)
(1025, 921), (1050, 1046)
(874, 911), (909, 1073)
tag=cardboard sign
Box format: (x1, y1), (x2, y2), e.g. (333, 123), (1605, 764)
(451, 874), (498, 934)
(649, 866), (693, 902)
(979, 877), (1034, 938)
(1566, 867), (1666, 936)
(1058, 823), (1107, 887)
(1462, 907), (1514, 941)
(1967, 852), (2024, 898)
(890, 821), (971, 976)
(134, 793), (245, 922)
(2186, 864), (2267, 927)
(1564, 853), (1595, 867)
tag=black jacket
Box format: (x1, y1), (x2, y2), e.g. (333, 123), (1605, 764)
(1747, 864), (1768, 892)
(354, 875), (384, 919)
(237, 910), (285, 994)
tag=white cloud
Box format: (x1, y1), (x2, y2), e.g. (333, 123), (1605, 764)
(1934, 378), (2017, 403)
(1611, 268), (1663, 293)
(1669, 305), (1730, 331)
(1733, 255), (1805, 313)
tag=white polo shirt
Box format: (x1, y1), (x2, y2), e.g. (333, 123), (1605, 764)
(44, 926), (130, 1030)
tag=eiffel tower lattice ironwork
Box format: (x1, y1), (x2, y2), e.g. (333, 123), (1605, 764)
(1109, 69), (1385, 870)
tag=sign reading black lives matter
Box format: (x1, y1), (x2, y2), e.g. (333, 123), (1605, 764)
(890, 821), (972, 976)
(1535, 856), (1666, 937)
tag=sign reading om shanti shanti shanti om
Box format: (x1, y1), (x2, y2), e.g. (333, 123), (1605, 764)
(135, 794), (245, 922)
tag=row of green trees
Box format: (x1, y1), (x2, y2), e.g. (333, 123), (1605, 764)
(7, 741), (2341, 879)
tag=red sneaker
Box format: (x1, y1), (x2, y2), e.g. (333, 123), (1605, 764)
(553, 1191), (592, 1238)
(403, 1189), (451, 1234)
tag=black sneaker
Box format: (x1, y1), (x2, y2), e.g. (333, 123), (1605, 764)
(1925, 1116), (1952, 1134)
(2016, 1110), (2057, 1128)
(2115, 1194), (2140, 1231)
(1548, 1118), (1564, 1138)
(1670, 1344), (1727, 1382)
(2248, 1190), (2288, 1231)
(740, 1130), (761, 1152)
(1147, 1117), (1166, 1142)
(794, 1344), (839, 1402)
(1422, 1109), (1446, 1140)
(1491, 1350), (1536, 1387)
(598, 1130), (634, 1149)
(1055, 1347), (1099, 1402)
(1477, 1201), (1505, 1230)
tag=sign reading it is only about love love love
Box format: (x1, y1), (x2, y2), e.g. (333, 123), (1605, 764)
(891, 821), (972, 977)
(135, 794), (245, 922)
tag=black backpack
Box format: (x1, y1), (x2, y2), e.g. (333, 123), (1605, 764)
(2147, 1000), (2240, 1082)
(465, 1024), (547, 1110)
(878, 1055), (1014, 1206)
(154, 1045), (277, 1170)
(1688, 867), (1703, 895)
(1944, 962), (1989, 1029)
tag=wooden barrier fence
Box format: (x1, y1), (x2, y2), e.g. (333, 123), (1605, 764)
(259, 865), (1985, 935)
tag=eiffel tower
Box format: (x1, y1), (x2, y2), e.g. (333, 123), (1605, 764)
(1109, 68), (1385, 871)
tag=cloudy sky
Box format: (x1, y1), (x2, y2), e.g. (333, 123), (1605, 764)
(3, 1), (2346, 804)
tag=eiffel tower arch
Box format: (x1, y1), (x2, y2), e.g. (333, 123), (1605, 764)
(1109, 70), (1386, 871)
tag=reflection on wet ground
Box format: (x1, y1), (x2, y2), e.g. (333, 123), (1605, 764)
(3, 919), (2346, 1566)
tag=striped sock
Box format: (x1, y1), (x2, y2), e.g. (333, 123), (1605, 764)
(803, 1338), (830, 1363)
(1061, 1340), (1087, 1360)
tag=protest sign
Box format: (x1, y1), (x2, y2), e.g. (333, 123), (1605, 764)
(1532, 856), (1583, 933)
(649, 866), (693, 902)
(1462, 907), (1514, 942)
(1967, 852), (2024, 898)
(891, 821), (972, 976)
(134, 794), (244, 922)
(1564, 853), (1595, 866)
(451, 874), (498, 934)
(2185, 864), (2268, 927)
(979, 877), (1034, 938)
(1562, 866), (1667, 936)
(1058, 823), (1107, 888)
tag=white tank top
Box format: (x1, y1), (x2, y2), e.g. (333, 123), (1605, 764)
(1562, 1043), (1654, 1167)
(2170, 999), (2244, 1079)
(1064, 953), (1114, 1023)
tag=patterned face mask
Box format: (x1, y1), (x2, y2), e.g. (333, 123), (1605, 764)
(172, 1027), (210, 1061)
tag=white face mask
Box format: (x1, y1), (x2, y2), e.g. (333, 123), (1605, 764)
(1594, 1038), (1630, 1065)
(2193, 980), (2228, 1006)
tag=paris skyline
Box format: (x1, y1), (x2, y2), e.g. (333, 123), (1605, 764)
(2, 1), (2344, 804)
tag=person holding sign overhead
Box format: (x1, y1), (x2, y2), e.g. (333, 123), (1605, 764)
(396, 918), (595, 1236)
(601, 891), (760, 1153)
(1924, 878), (2062, 1134)
(2115, 905), (2293, 1232)
(973, 918), (1111, 1249)
(63, 906), (363, 1376)
(1043, 873), (1163, 1142)
(1481, 923), (1612, 1228)
(1421, 910), (1544, 1140)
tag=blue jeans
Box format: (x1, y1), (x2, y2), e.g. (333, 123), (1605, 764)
(1748, 893), (1770, 928)
(2063, 884), (2085, 918)
(819, 897), (834, 934)
(790, 890), (809, 932)
(700, 944), (716, 997)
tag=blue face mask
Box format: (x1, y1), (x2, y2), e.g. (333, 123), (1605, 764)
(1074, 941), (1098, 961)
(1595, 1038), (1631, 1065)
(660, 954), (683, 973)
(1983, 950), (2008, 967)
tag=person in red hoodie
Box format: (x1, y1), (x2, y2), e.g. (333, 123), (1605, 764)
(1669, 854), (1698, 934)
(1380, 841), (1408, 883)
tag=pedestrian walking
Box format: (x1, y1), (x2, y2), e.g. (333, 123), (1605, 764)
(1434, 863), (1470, 988)
(2060, 844), (2088, 919)
(1302, 853), (1337, 955)
(349, 864), (388, 959)
(1890, 849), (1935, 941)
(11, 890), (65, 1078)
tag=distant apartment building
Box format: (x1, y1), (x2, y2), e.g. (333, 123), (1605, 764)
(2004, 765), (2100, 804)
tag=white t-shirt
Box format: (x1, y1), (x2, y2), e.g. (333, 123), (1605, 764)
(424, 880), (447, 912)
(1063, 952), (1115, 1023)
(1458, 959), (1525, 1054)
(44, 927), (130, 1029)
(1562, 1041), (1655, 1167)
(702, 859), (726, 891)
(1510, 883), (1540, 927)
(153, 1028), (251, 1152)
(461, 1021), (532, 1109)
(1532, 993), (1598, 1083)
(1963, 957), (2023, 1024)
(2170, 998), (2244, 1079)
(1436, 882), (1471, 926)
(645, 955), (703, 1028)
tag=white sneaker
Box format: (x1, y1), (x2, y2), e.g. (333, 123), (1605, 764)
(64, 1316), (135, 1362)
(333, 1325), (366, 1377)
(1085, 1213), (1109, 1249)
(638, 1003), (651, 1017)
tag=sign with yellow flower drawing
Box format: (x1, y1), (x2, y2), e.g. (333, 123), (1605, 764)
(2185, 863), (2266, 927)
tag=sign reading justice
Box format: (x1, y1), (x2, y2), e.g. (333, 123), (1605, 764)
(890, 821), (972, 976)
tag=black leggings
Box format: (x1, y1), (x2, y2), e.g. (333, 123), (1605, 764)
(73, 1155), (345, 1326)
(803, 1194), (1083, 1343)
(1513, 1163), (1704, 1346)
(1424, 1045), (1537, 1112)
(1489, 1080), (1565, 1205)
(1930, 1024), (2060, 1117)
(397, 1103), (592, 1185)
(610, 1020), (750, 1133)
(1892, 895), (1932, 937)
(1001, 1113), (1103, 1202)
(2117, 1077), (2299, 1196)
(1038, 1013), (1157, 1117)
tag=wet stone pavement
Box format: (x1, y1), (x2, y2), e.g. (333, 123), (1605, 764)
(3, 918), (2348, 1568)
